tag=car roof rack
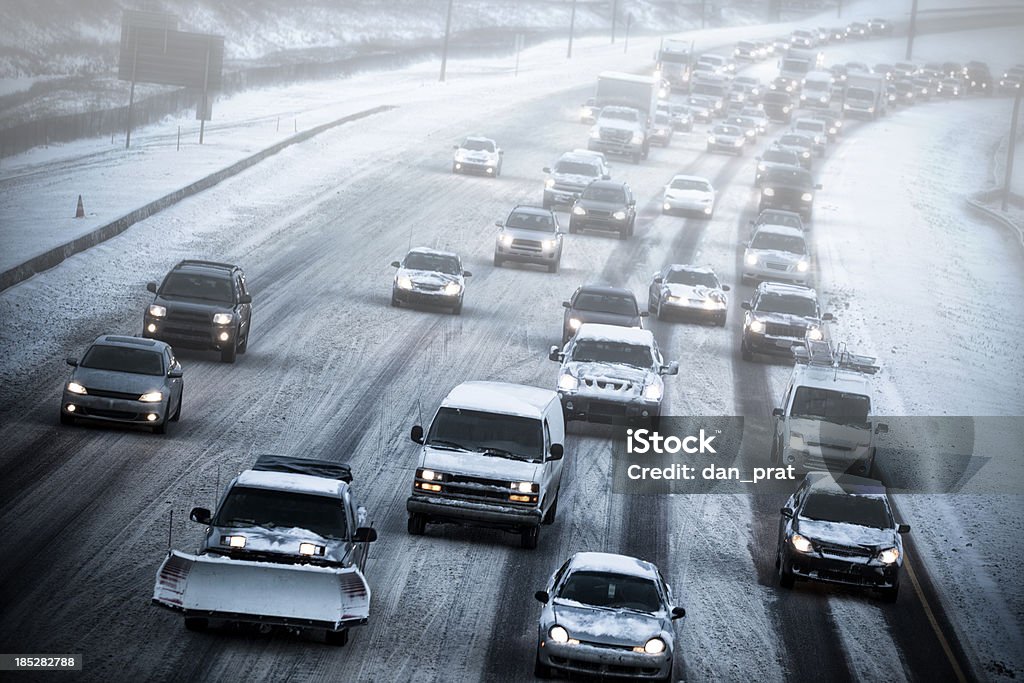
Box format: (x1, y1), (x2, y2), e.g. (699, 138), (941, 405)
(175, 259), (236, 272)
(253, 454), (353, 483)
(793, 338), (880, 375)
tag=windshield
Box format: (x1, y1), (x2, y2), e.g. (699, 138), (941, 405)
(764, 169), (812, 188)
(214, 487), (348, 539)
(658, 52), (689, 64)
(758, 212), (803, 229)
(404, 252), (460, 274)
(764, 93), (790, 104)
(845, 87), (872, 99)
(693, 83), (728, 97)
(802, 492), (890, 529)
(779, 135), (810, 148)
(161, 273), (234, 303)
(572, 340), (653, 368)
(573, 292), (637, 315)
(792, 386), (871, 425)
(796, 121), (823, 133)
(427, 407), (543, 461)
(751, 232), (806, 254)
(556, 161), (599, 176)
(462, 139), (494, 152)
(764, 150), (798, 164)
(655, 114), (670, 125)
(669, 179), (711, 192)
(80, 345), (165, 376)
(601, 108), (637, 121)
(558, 571), (662, 613)
(756, 292), (815, 316)
(506, 211), (555, 232)
(782, 59), (810, 73)
(582, 186), (626, 203)
(665, 269), (718, 287)
(713, 126), (740, 136)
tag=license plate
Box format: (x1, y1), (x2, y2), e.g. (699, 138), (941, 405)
(775, 340), (794, 348)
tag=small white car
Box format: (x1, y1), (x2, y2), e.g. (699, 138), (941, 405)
(707, 124), (745, 155)
(742, 225), (810, 285)
(662, 175), (716, 218)
(390, 247), (472, 314)
(648, 264), (730, 326)
(452, 136), (503, 176)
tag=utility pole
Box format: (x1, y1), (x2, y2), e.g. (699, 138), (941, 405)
(905, 0), (919, 60)
(837, 0), (843, 18)
(567, 0), (577, 59)
(701, 0), (707, 29)
(439, 0), (454, 82)
(624, 13), (632, 54)
(611, 0), (618, 43)
(1003, 83), (1022, 212)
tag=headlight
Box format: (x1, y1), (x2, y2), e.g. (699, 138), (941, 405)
(878, 547), (900, 564)
(745, 253), (759, 266)
(396, 276), (414, 290)
(758, 163), (766, 171)
(835, 120), (843, 128)
(820, 96), (828, 102)
(802, 151), (810, 159)
(806, 326), (823, 341)
(443, 282), (462, 296)
(589, 128), (600, 139)
(748, 319), (765, 333)
(641, 637), (667, 655)
(612, 210), (627, 220)
(500, 233), (514, 247)
(714, 101), (723, 109)
(298, 542), (325, 556)
(642, 383), (663, 401)
(66, 381), (87, 395)
(512, 481), (538, 494)
(543, 239), (557, 249)
(568, 317), (582, 330)
(796, 260), (809, 272)
(746, 130), (755, 137)
(549, 625), (569, 644)
(213, 312), (233, 325)
(829, 127), (837, 134)
(454, 150), (466, 161)
(139, 391), (163, 403)
(572, 205), (586, 216)
(801, 192), (813, 202)
(707, 135), (717, 144)
(783, 106), (791, 113)
(791, 534), (813, 553)
(221, 535), (246, 548)
(631, 131), (643, 144)
(762, 187), (775, 197)
(420, 469), (442, 481)
(545, 178), (555, 189)
(867, 106), (875, 112)
(148, 304), (167, 318)
(735, 138), (744, 146)
(558, 374), (579, 391)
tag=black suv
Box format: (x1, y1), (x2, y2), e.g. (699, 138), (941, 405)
(778, 473), (909, 602)
(569, 181), (637, 240)
(143, 260), (252, 363)
(562, 284), (646, 345)
(963, 61), (992, 94)
(741, 282), (832, 361)
(758, 166), (821, 222)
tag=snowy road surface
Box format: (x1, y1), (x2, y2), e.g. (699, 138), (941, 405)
(1, 6), (1023, 683)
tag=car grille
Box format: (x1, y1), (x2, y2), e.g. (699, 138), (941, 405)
(600, 128), (632, 143)
(817, 542), (872, 559)
(553, 182), (588, 192)
(765, 322), (805, 338)
(435, 474), (535, 506)
(584, 209), (612, 220)
(511, 239), (543, 253)
(764, 262), (792, 272)
(548, 656), (660, 677)
(85, 388), (141, 400)
(80, 408), (139, 420)
(581, 377), (633, 391)
(414, 282), (443, 292)
(166, 310), (211, 325)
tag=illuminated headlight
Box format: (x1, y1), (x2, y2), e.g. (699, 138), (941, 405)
(396, 276), (414, 290)
(800, 94), (807, 100)
(748, 319), (765, 333)
(568, 317), (582, 330)
(789, 433), (806, 450)
(213, 312), (233, 325)
(714, 101), (723, 109)
(801, 192), (813, 202)
(829, 127), (837, 134)
(791, 534), (813, 553)
(783, 106), (791, 113)
(630, 131), (644, 144)
(703, 297), (725, 309)
(745, 130), (755, 137)
(572, 205), (586, 216)
(801, 151), (810, 159)
(868, 106), (875, 112)
(745, 253), (759, 266)
(299, 542), (325, 556)
(545, 178), (555, 188)
(511, 481), (539, 494)
(707, 136), (717, 144)
(612, 210), (627, 220)
(558, 374), (579, 391)
(819, 96), (828, 103)
(549, 625), (570, 644)
(642, 383), (663, 402)
(66, 381), (87, 395)
(642, 638), (666, 655)
(540, 239), (556, 250)
(146, 323), (156, 333)
(796, 260), (809, 273)
(148, 304), (167, 318)
(419, 469), (442, 482)
(443, 282), (462, 296)
(138, 391), (163, 403)
(500, 233), (514, 247)
(806, 326), (823, 340)
(758, 163), (766, 171)
(454, 150), (467, 161)
(663, 202), (672, 211)
(221, 535), (246, 548)
(878, 547), (900, 565)
(762, 187), (775, 197)
(589, 127), (600, 139)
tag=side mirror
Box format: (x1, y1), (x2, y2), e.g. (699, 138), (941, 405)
(898, 523), (911, 534)
(653, 275), (663, 284)
(741, 301), (752, 310)
(495, 221), (504, 227)
(390, 261), (401, 268)
(822, 312), (834, 321)
(814, 183), (823, 190)
(671, 606), (687, 620)
(548, 443), (564, 461)
(66, 357), (78, 367)
(353, 527), (378, 543)
(535, 590), (550, 603)
(498, 149), (504, 155)
(721, 284), (731, 292)
(190, 507), (212, 525)
(239, 293), (252, 305)
(463, 271), (473, 277)
(548, 345), (563, 362)
(146, 282), (158, 293)
(875, 422), (889, 434)
(628, 199), (637, 207)
(640, 311), (650, 318)
(780, 506), (794, 518)
(662, 361), (679, 376)
(168, 366), (183, 379)
(562, 301), (571, 308)
(410, 425), (424, 444)
(772, 407), (785, 417)
(542, 167), (551, 173)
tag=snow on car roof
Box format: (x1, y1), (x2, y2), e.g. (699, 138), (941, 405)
(96, 334), (162, 348)
(575, 323), (654, 346)
(806, 472), (887, 498)
(793, 363), (874, 392)
(758, 281), (817, 298)
(407, 246), (459, 258)
(598, 71), (657, 84)
(441, 381), (556, 419)
(670, 174), (712, 185)
(667, 263), (716, 275)
(234, 469), (347, 497)
(569, 552), (658, 579)
(753, 224), (805, 238)
(463, 136), (496, 144)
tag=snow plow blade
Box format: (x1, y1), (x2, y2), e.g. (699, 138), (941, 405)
(152, 550), (370, 630)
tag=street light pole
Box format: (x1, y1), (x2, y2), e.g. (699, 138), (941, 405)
(905, 0), (919, 60)
(567, 0), (577, 59)
(611, 0), (618, 44)
(1003, 84), (1022, 212)
(439, 0), (454, 82)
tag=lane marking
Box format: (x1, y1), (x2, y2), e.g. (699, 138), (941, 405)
(903, 553), (968, 683)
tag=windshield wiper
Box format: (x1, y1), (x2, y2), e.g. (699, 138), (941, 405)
(479, 446), (526, 460)
(428, 439), (470, 451)
(223, 518), (258, 527)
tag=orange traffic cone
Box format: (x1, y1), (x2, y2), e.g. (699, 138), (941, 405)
(75, 195), (85, 218)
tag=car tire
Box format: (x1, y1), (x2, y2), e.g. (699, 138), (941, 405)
(542, 489), (559, 525)
(648, 295), (658, 314)
(391, 292), (400, 307)
(220, 342), (237, 364)
(451, 164), (459, 174)
(493, 256), (503, 268)
(534, 650), (554, 679)
(741, 339), (754, 362)
(171, 393), (183, 422)
(619, 227), (629, 240)
(153, 416), (168, 435)
(778, 553), (796, 589)
(879, 580), (900, 604)
(521, 526), (539, 550)
(407, 513), (426, 535)
(656, 299), (665, 321)
(547, 262), (558, 274)
(452, 300), (463, 315)
(632, 153), (641, 165)
(59, 410), (74, 426)
(237, 321), (249, 354)
(568, 219), (578, 234)
(627, 220), (635, 237)
(542, 198), (551, 210)
(657, 661), (674, 683)
(184, 617), (208, 632)
(325, 629), (349, 646)
(716, 313), (726, 327)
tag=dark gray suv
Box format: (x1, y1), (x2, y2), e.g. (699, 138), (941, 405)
(569, 181), (637, 240)
(561, 284), (646, 345)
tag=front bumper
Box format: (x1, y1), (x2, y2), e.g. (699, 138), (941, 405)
(62, 391), (167, 425)
(659, 298), (727, 321)
(784, 548), (900, 589)
(571, 213), (630, 232)
(407, 494), (542, 530)
(494, 244), (560, 265)
(707, 140), (744, 154)
(588, 139), (642, 157)
(392, 286), (461, 308)
(453, 160), (497, 175)
(662, 197), (713, 216)
(144, 316), (233, 351)
(759, 196), (813, 220)
(538, 639), (671, 680)
(742, 262), (808, 285)
(559, 392), (660, 423)
(742, 330), (804, 356)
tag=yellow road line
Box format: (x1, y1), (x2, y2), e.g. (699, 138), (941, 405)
(904, 554), (967, 683)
